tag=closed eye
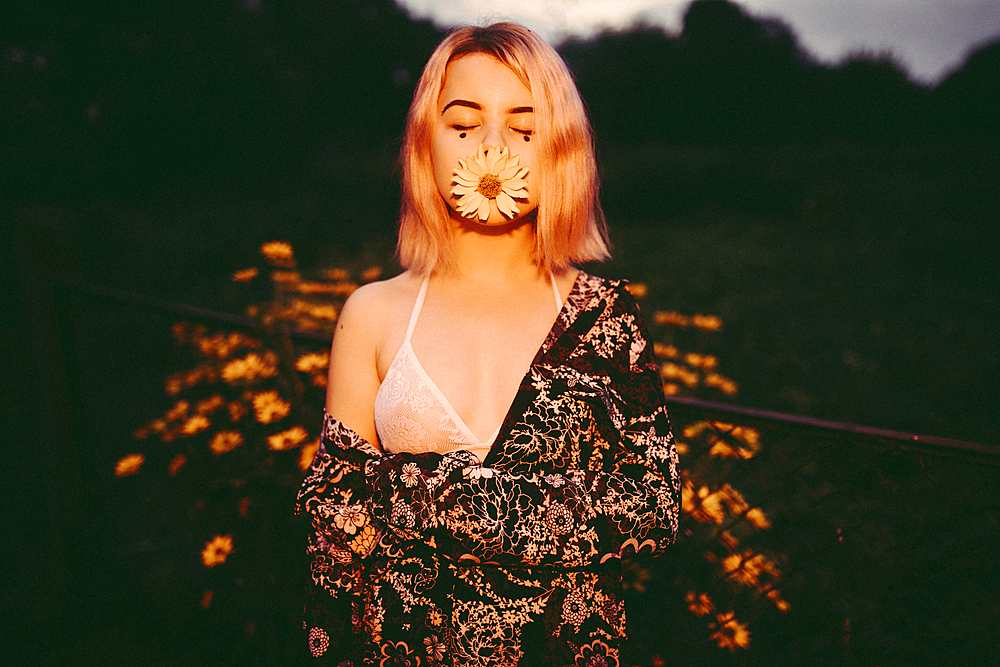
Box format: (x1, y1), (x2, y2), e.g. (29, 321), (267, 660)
(510, 127), (532, 136)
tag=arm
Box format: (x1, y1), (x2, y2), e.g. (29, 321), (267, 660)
(325, 283), (384, 449)
(366, 285), (681, 568)
(294, 285), (385, 663)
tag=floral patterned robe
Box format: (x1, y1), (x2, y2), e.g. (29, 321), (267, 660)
(295, 272), (680, 666)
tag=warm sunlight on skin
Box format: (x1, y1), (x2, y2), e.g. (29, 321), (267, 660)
(432, 53), (539, 227)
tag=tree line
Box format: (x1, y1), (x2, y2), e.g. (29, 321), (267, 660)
(3, 0), (997, 203)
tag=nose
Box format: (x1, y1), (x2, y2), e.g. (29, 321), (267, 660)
(481, 117), (507, 150)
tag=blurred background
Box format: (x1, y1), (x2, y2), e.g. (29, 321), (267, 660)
(4, 0), (999, 664)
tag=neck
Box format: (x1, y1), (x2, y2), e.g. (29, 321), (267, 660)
(442, 214), (545, 286)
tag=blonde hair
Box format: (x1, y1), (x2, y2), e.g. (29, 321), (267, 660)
(397, 23), (610, 274)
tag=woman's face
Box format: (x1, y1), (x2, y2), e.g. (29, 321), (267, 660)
(432, 53), (538, 227)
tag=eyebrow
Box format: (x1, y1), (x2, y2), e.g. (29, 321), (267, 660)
(441, 100), (534, 115)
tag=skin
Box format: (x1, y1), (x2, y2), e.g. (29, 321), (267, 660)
(432, 53), (539, 226)
(326, 53), (578, 452)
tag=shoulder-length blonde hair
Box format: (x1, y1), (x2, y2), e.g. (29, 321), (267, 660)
(397, 23), (610, 274)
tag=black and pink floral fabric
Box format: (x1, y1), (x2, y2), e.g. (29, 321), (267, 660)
(295, 272), (680, 666)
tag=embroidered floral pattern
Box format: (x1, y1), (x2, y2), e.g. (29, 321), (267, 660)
(308, 626), (330, 657)
(294, 273), (679, 665)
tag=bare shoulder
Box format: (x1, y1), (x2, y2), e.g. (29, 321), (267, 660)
(336, 272), (421, 334)
(326, 272), (423, 446)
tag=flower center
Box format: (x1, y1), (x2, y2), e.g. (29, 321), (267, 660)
(477, 174), (503, 199)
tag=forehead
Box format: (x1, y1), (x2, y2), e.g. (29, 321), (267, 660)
(438, 53), (532, 110)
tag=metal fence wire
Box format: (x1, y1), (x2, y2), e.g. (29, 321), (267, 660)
(44, 280), (1000, 666)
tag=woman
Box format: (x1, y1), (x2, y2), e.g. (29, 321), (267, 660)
(295, 23), (680, 666)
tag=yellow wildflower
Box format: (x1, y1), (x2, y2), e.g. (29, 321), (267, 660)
(197, 332), (244, 359)
(232, 267), (258, 282)
(653, 311), (690, 327)
(261, 241), (295, 266)
(330, 281), (358, 297)
(663, 383), (681, 396)
(692, 314), (723, 331)
(361, 266), (383, 282)
(181, 415), (210, 435)
(201, 534), (234, 567)
(709, 439), (755, 460)
(221, 352), (278, 384)
(674, 441), (689, 455)
(683, 422), (708, 439)
(115, 453), (145, 477)
(710, 611), (751, 651)
(171, 322), (189, 343)
(227, 401), (248, 422)
(210, 431), (244, 455)
(168, 454), (187, 476)
(268, 425), (309, 451)
(311, 373), (328, 388)
(299, 438), (320, 471)
(653, 343), (678, 358)
(182, 368), (203, 387)
(721, 549), (780, 588)
(745, 507), (771, 530)
(323, 267), (350, 281)
(719, 530), (740, 551)
(731, 425), (760, 446)
(295, 352), (330, 374)
(659, 362), (683, 379)
(293, 281), (337, 295)
(252, 390), (291, 424)
(625, 282), (648, 298)
(719, 484), (749, 515)
(164, 376), (183, 395)
(165, 400), (190, 422)
(685, 591), (715, 617)
(766, 588), (791, 611)
(196, 395), (225, 415)
(682, 480), (726, 524)
(271, 270), (301, 284)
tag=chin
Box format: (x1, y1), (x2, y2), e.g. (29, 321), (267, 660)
(452, 204), (536, 230)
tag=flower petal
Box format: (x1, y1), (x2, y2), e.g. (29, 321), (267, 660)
(477, 196), (491, 221)
(454, 167), (479, 183)
(498, 164), (521, 180)
(496, 192), (519, 218)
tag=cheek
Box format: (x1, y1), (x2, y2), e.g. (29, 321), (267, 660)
(431, 137), (458, 202)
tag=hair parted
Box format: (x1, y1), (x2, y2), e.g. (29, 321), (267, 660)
(397, 22), (610, 274)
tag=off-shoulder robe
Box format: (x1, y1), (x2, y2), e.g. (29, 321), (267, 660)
(294, 272), (680, 667)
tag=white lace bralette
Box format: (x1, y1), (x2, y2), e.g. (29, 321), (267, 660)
(373, 273), (564, 462)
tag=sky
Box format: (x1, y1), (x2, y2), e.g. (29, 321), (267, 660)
(395, 0), (1000, 84)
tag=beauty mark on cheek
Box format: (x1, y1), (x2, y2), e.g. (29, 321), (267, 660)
(450, 143), (529, 221)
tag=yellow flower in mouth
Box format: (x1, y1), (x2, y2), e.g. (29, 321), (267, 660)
(451, 143), (528, 221)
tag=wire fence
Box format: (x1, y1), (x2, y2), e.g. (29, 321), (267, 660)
(37, 279), (1000, 666)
